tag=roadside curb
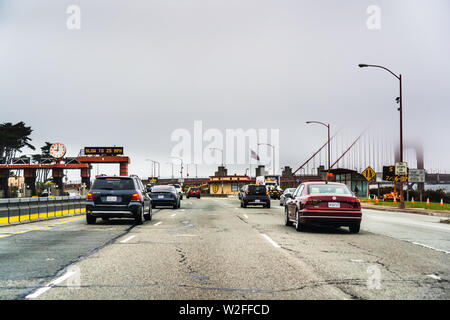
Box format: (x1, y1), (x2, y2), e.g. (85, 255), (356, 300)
(361, 204), (450, 217)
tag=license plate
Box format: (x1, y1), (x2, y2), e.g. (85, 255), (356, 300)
(106, 196), (117, 202)
(328, 202), (340, 208)
(158, 195), (164, 199)
(255, 199), (260, 203)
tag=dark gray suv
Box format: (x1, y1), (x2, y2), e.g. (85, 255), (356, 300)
(85, 175), (152, 225)
(240, 184), (270, 208)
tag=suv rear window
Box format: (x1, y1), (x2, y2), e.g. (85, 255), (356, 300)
(92, 178), (135, 190)
(247, 185), (267, 195)
(308, 184), (351, 195)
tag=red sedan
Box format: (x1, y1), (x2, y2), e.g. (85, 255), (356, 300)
(186, 187), (201, 199)
(285, 182), (362, 233)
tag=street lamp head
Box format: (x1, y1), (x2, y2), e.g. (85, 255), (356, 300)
(358, 64), (368, 68)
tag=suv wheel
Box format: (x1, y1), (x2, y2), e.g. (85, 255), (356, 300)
(134, 207), (144, 225)
(285, 208), (293, 226)
(86, 213), (96, 225)
(144, 206), (152, 221)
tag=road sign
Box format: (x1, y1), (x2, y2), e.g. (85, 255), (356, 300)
(408, 169), (425, 183)
(383, 166), (407, 182)
(395, 162), (408, 176)
(84, 147), (123, 155)
(148, 177), (158, 183)
(361, 166), (376, 181)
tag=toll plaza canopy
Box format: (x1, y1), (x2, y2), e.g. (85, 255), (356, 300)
(329, 168), (368, 198)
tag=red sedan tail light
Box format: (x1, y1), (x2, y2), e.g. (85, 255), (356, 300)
(305, 198), (321, 207)
(350, 198), (361, 209)
(86, 192), (93, 200)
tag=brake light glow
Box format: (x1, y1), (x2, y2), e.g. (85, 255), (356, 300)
(131, 193), (141, 201)
(86, 192), (93, 200)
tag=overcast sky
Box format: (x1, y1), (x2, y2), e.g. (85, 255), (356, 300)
(1, 0), (449, 181)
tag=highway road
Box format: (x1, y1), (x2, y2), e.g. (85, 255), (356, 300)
(0, 197), (448, 300)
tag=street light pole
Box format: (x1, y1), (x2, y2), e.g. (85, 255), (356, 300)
(359, 63), (405, 209)
(306, 121), (331, 179)
(171, 156), (183, 180)
(145, 159), (157, 178)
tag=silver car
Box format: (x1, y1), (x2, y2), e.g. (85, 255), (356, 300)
(279, 188), (296, 206)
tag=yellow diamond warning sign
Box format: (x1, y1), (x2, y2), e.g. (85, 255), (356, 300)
(361, 166), (376, 182)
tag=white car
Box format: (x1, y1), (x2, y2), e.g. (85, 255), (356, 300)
(171, 184), (183, 200)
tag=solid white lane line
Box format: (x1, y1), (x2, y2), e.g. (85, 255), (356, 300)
(120, 235), (136, 243)
(26, 269), (78, 299)
(154, 222), (162, 226)
(261, 234), (280, 248)
(411, 242), (450, 254)
(171, 214), (176, 217)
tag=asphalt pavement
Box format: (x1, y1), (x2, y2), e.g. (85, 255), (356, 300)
(0, 197), (448, 300)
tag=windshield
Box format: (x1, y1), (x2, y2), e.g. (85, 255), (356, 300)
(92, 178), (135, 190)
(307, 184), (352, 196)
(284, 188), (295, 194)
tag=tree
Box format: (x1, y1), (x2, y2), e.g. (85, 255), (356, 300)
(0, 122), (35, 163)
(32, 142), (54, 182)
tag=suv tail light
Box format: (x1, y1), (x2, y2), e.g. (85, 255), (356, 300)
(86, 192), (93, 200)
(131, 193), (141, 201)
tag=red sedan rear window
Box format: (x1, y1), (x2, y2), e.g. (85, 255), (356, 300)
(308, 184), (351, 195)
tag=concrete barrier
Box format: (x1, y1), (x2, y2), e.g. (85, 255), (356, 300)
(0, 196), (86, 226)
(0, 199), (9, 225)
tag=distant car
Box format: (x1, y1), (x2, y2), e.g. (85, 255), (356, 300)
(279, 188), (296, 206)
(285, 182), (361, 233)
(150, 185), (180, 209)
(238, 185), (248, 200)
(240, 184), (270, 208)
(186, 187), (201, 199)
(85, 175), (152, 225)
(171, 184), (183, 200)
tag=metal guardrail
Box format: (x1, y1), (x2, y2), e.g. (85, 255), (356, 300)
(0, 196), (86, 226)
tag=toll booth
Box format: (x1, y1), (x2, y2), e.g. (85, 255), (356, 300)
(330, 168), (368, 198)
